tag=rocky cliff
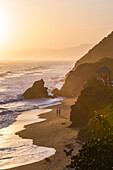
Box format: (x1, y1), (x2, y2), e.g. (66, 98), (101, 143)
(52, 58), (113, 97)
(70, 78), (113, 128)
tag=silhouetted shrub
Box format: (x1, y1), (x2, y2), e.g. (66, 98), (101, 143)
(64, 117), (113, 169)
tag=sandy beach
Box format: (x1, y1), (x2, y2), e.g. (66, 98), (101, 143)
(9, 98), (81, 170)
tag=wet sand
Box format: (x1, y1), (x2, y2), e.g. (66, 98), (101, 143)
(10, 98), (81, 170)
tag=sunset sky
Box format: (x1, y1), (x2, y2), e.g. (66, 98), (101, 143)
(0, 0), (113, 58)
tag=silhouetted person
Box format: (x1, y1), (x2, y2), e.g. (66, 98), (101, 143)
(59, 108), (61, 116)
(56, 108), (59, 116)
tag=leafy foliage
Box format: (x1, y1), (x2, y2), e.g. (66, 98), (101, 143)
(98, 102), (113, 126)
(64, 117), (113, 170)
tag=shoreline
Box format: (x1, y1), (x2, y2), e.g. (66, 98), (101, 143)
(10, 97), (81, 170)
(0, 108), (56, 169)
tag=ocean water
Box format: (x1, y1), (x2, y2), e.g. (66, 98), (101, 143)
(0, 60), (74, 129)
(0, 60), (74, 169)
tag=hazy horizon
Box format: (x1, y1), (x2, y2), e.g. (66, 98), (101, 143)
(1, 43), (94, 61)
(0, 0), (113, 60)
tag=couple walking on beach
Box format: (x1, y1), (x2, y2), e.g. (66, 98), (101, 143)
(56, 108), (61, 117)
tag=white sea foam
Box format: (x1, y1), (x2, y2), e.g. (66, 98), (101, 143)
(0, 61), (74, 129)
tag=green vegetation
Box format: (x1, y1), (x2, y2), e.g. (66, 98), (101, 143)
(64, 116), (113, 170)
(99, 103), (113, 126)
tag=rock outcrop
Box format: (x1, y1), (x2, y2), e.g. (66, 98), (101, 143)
(23, 79), (49, 99)
(70, 78), (113, 128)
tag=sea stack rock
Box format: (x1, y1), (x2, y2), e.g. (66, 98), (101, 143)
(23, 79), (49, 99)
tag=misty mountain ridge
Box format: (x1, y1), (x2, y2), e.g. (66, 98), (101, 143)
(7, 43), (94, 60)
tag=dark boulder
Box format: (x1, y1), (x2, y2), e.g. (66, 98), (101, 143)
(23, 79), (49, 99)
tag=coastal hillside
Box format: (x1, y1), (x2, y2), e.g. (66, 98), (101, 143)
(52, 31), (113, 97)
(74, 31), (113, 69)
(66, 77), (113, 145)
(65, 78), (113, 169)
(52, 58), (113, 97)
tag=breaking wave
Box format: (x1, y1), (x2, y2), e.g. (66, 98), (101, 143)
(0, 71), (12, 77)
